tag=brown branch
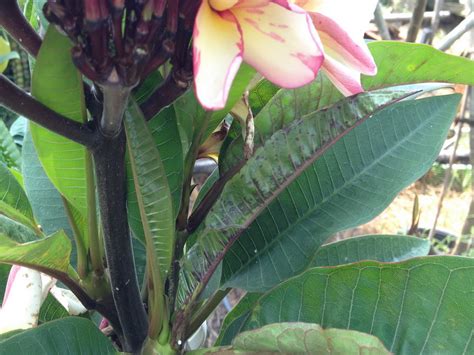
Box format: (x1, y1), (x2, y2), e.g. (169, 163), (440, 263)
(0, 0), (42, 57)
(140, 68), (192, 120)
(187, 163), (244, 234)
(0, 75), (98, 147)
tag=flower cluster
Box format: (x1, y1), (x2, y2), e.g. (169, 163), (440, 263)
(45, 0), (377, 111)
(44, 0), (199, 86)
(193, 0), (378, 109)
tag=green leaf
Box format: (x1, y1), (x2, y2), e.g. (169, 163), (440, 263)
(311, 235), (430, 267)
(128, 73), (184, 240)
(30, 26), (88, 216)
(217, 234), (429, 341)
(38, 293), (69, 323)
(22, 132), (78, 266)
(219, 94), (460, 292)
(247, 79), (279, 117)
(0, 214), (37, 243)
(0, 51), (20, 65)
(132, 237), (147, 286)
(0, 317), (116, 354)
(233, 257), (474, 355)
(183, 91), (411, 299)
(0, 263), (10, 304)
(243, 42), (474, 124)
(125, 100), (175, 282)
(215, 292), (261, 346)
(174, 63), (256, 152)
(363, 41), (474, 90)
(0, 119), (21, 169)
(0, 161), (38, 232)
(0, 230), (71, 273)
(199, 323), (389, 354)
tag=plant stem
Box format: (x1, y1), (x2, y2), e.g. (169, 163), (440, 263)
(428, 87), (469, 244)
(176, 112), (212, 232)
(186, 289), (230, 339)
(92, 130), (148, 352)
(187, 163), (243, 233)
(62, 197), (88, 279)
(85, 151), (103, 276)
(140, 68), (191, 121)
(0, 74), (97, 147)
(100, 84), (133, 138)
(0, 0), (42, 57)
(407, 0), (429, 42)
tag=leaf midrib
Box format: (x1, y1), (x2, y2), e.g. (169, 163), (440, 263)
(223, 99), (446, 283)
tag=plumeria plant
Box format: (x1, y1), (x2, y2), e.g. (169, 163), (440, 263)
(0, 0), (473, 353)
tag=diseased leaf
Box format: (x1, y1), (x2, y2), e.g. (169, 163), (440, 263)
(219, 95), (460, 292)
(180, 91), (412, 304)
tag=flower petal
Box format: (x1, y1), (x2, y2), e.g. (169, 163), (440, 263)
(299, 0), (377, 34)
(322, 57), (366, 96)
(313, 12), (376, 76)
(40, 273), (56, 303)
(209, 0), (240, 11)
(50, 286), (87, 316)
(193, 1), (243, 110)
(0, 266), (42, 333)
(235, 1), (324, 88)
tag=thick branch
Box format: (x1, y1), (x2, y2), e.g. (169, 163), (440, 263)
(140, 69), (191, 120)
(0, 0), (42, 57)
(0, 75), (97, 147)
(92, 130), (148, 353)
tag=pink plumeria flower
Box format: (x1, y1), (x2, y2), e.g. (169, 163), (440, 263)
(293, 0), (378, 95)
(0, 265), (86, 334)
(193, 0), (325, 110)
(0, 266), (51, 333)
